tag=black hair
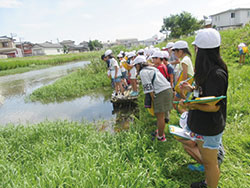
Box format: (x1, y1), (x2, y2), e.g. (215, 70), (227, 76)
(194, 47), (228, 86)
(101, 54), (105, 60)
(107, 54), (114, 59)
(163, 57), (168, 61)
(138, 52), (144, 56)
(174, 48), (192, 57)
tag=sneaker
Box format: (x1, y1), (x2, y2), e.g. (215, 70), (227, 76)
(157, 135), (166, 142)
(151, 129), (166, 137)
(130, 91), (138, 97)
(188, 164), (204, 172)
(191, 180), (207, 188)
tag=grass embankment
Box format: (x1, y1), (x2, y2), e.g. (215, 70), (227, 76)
(0, 52), (101, 76)
(29, 58), (111, 103)
(0, 26), (250, 187)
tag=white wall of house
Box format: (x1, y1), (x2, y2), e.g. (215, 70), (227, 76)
(43, 48), (63, 55)
(211, 9), (250, 29)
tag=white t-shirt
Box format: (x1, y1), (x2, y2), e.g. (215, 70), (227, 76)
(120, 59), (126, 72)
(178, 56), (194, 76)
(140, 66), (171, 94)
(110, 58), (122, 78)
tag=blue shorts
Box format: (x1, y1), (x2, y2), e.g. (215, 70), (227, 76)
(239, 48), (246, 55)
(186, 125), (223, 150)
(113, 77), (122, 83)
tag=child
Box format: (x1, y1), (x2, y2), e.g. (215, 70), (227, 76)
(238, 43), (248, 65)
(117, 53), (128, 90)
(172, 41), (194, 113)
(134, 55), (173, 142)
(127, 52), (138, 96)
(104, 49), (124, 98)
(162, 51), (174, 88)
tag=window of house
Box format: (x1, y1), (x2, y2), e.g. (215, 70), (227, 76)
(231, 12), (235, 18)
(248, 11), (250, 17)
(2, 42), (9, 47)
(57, 49), (60, 52)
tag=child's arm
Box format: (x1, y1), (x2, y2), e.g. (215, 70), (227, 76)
(170, 73), (174, 88)
(181, 63), (188, 81)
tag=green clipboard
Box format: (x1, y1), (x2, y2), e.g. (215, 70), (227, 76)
(173, 96), (226, 106)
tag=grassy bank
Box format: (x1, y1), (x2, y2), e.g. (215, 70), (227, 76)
(0, 51), (102, 73)
(29, 58), (111, 103)
(1, 26), (250, 187)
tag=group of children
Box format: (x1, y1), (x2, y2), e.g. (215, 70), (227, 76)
(102, 27), (229, 188)
(101, 40), (195, 142)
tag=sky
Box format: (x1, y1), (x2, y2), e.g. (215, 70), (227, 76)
(0, 0), (250, 44)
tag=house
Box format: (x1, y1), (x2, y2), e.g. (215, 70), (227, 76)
(60, 40), (89, 53)
(210, 8), (250, 30)
(32, 42), (63, 56)
(0, 36), (22, 58)
(116, 38), (139, 48)
(15, 42), (34, 57)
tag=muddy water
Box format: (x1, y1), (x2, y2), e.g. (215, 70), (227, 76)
(0, 61), (118, 126)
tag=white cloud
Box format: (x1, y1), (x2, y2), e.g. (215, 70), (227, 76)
(0, 0), (22, 8)
(57, 0), (85, 13)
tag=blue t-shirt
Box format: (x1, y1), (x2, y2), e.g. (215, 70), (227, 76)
(167, 64), (174, 75)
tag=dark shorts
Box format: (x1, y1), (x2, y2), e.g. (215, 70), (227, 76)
(121, 71), (127, 79)
(154, 88), (173, 114)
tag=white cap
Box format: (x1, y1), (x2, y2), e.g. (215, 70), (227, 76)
(191, 41), (196, 45)
(195, 28), (221, 49)
(151, 51), (163, 58)
(120, 51), (124, 54)
(137, 49), (144, 54)
(172, 41), (189, 50)
(127, 52), (136, 58)
(162, 47), (166, 50)
(133, 55), (147, 65)
(166, 42), (174, 49)
(205, 18), (212, 26)
(162, 51), (169, 59)
(104, 49), (112, 57)
(117, 53), (123, 58)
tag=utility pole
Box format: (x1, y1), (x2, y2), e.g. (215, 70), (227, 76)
(19, 37), (24, 57)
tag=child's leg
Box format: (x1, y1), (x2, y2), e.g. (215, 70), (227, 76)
(243, 54), (246, 64)
(115, 82), (119, 94)
(155, 112), (165, 137)
(118, 81), (124, 94)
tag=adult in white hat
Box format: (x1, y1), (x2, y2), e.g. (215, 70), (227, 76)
(135, 54), (173, 142)
(178, 28), (228, 188)
(172, 40), (194, 111)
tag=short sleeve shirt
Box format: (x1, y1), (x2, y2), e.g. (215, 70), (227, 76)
(187, 67), (228, 136)
(110, 58), (122, 78)
(179, 56), (194, 76)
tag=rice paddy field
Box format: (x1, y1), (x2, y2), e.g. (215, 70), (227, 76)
(0, 26), (250, 187)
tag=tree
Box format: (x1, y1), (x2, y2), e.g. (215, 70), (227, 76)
(88, 40), (103, 51)
(160, 12), (203, 39)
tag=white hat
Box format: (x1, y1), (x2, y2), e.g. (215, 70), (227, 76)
(127, 52), (136, 58)
(166, 42), (174, 49)
(117, 53), (123, 58)
(191, 41), (196, 45)
(162, 47), (166, 50)
(162, 51), (169, 59)
(204, 18), (212, 26)
(172, 41), (189, 50)
(151, 51), (163, 58)
(137, 49), (144, 54)
(133, 55), (147, 65)
(104, 49), (112, 57)
(195, 28), (221, 49)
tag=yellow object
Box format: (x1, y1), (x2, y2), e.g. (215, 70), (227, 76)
(174, 72), (194, 96)
(242, 46), (248, 53)
(147, 102), (154, 116)
(191, 96), (224, 106)
(122, 61), (132, 71)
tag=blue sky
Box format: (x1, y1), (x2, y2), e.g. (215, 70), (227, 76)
(1, 0), (250, 44)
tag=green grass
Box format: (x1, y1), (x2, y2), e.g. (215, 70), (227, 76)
(0, 51), (102, 72)
(0, 26), (250, 187)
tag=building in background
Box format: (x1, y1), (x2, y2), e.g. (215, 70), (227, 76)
(15, 42), (34, 57)
(210, 8), (250, 30)
(32, 42), (63, 56)
(60, 40), (89, 53)
(0, 36), (22, 58)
